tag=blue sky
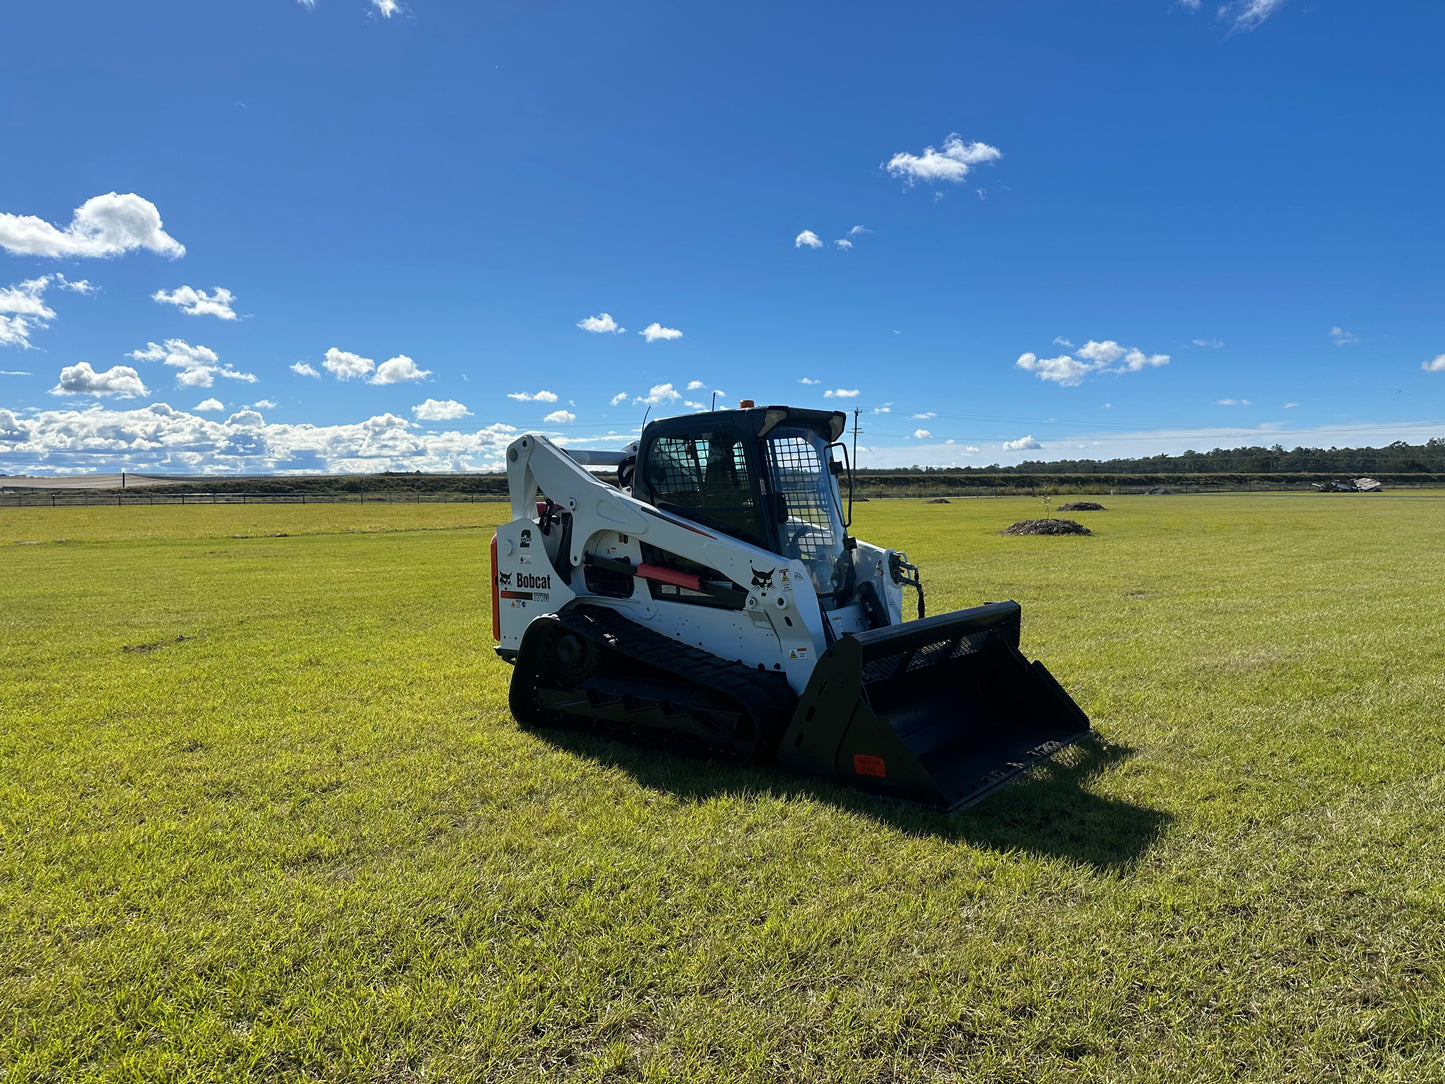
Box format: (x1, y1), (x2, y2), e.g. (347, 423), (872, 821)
(2, 0), (1442, 474)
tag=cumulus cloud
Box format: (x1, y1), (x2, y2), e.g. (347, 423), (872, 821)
(1421, 355), (1445, 373)
(835, 239), (853, 250)
(253, 399), (277, 409)
(824, 388), (860, 398)
(0, 192), (185, 259)
(508, 390), (559, 402)
(323, 348), (375, 380)
(291, 361), (321, 378)
(193, 398), (224, 412)
(153, 286), (238, 320)
(609, 392), (628, 406)
(795, 230), (823, 249)
(913, 429), (931, 440)
(798, 377), (819, 385)
(1330, 326), (1359, 346)
(1002, 436), (1042, 451)
(0, 275), (98, 349)
(51, 362), (149, 398)
(886, 134), (1001, 186)
(640, 322), (682, 342)
(373, 0), (400, 14)
(370, 354), (430, 384)
(686, 379), (706, 390)
(578, 312), (623, 334)
(0, 402), (530, 475)
(130, 339), (256, 388)
(1016, 339), (1169, 386)
(847, 225), (871, 237)
(1015, 353), (1090, 386)
(413, 398), (472, 421)
(543, 409), (576, 425)
(635, 383), (681, 406)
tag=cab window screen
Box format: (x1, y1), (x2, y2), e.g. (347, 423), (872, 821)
(645, 432), (763, 545)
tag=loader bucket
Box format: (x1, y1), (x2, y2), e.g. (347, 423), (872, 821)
(775, 601), (1089, 811)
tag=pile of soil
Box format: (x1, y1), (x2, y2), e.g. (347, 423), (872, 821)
(1057, 501), (1106, 512)
(1002, 518), (1091, 536)
(1145, 487), (1175, 495)
(925, 497), (951, 504)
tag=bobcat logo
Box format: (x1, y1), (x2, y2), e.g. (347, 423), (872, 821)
(498, 572), (512, 587)
(750, 565), (775, 589)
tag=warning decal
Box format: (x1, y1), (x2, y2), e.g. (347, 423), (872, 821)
(853, 754), (886, 778)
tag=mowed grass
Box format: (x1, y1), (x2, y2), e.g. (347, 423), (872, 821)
(2, 494), (1443, 1082)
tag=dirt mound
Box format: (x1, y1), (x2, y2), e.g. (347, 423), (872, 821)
(924, 497), (951, 504)
(1057, 501), (1106, 512)
(1002, 518), (1091, 536)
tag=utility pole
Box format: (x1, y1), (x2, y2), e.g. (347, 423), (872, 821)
(851, 408), (861, 466)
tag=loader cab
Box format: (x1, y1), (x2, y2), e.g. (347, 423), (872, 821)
(633, 406), (853, 605)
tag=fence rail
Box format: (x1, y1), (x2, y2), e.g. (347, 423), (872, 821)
(0, 492), (508, 508)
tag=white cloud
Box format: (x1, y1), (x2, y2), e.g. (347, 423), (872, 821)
(370, 354), (430, 384)
(640, 322), (682, 343)
(1283, 401), (1299, 408)
(913, 429), (931, 440)
(1216, 398), (1252, 406)
(578, 312), (623, 334)
(1, 370), (33, 376)
(253, 399), (277, 410)
(1016, 353), (1090, 386)
(794, 230), (823, 249)
(1002, 436), (1042, 451)
(886, 134), (1002, 186)
(297, 0), (316, 7)
(1016, 339), (1168, 386)
(1052, 336), (1075, 349)
(1330, 326), (1359, 346)
(0, 402), (532, 475)
(153, 286), (238, 320)
(51, 362), (148, 398)
(873, 404), (892, 414)
(508, 390), (559, 402)
(798, 377), (820, 385)
(193, 398), (224, 412)
(291, 362), (321, 378)
(609, 392), (628, 406)
(543, 409), (576, 425)
(1422, 355), (1445, 373)
(686, 379), (706, 390)
(0, 274), (98, 349)
(847, 225), (871, 237)
(1192, 338), (1224, 348)
(130, 339), (256, 388)
(413, 398), (472, 421)
(373, 0), (400, 15)
(1179, 0), (1201, 9)
(635, 383), (681, 406)
(1227, 0), (1286, 30)
(323, 348), (375, 380)
(835, 239), (853, 250)
(0, 192), (185, 259)
(685, 400), (706, 410)
(912, 412), (936, 419)
(824, 388), (860, 398)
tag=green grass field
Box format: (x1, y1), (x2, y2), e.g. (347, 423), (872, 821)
(3, 495), (1444, 1082)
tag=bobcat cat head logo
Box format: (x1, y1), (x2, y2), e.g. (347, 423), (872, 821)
(750, 565), (775, 589)
(498, 572), (512, 587)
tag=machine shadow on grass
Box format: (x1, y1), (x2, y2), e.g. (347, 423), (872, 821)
(532, 730), (1169, 871)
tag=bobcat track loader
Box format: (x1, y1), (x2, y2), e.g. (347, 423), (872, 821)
(492, 403), (1089, 810)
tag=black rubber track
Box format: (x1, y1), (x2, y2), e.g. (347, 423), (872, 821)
(509, 603), (797, 764)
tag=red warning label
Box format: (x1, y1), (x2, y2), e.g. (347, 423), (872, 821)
(853, 754), (886, 778)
